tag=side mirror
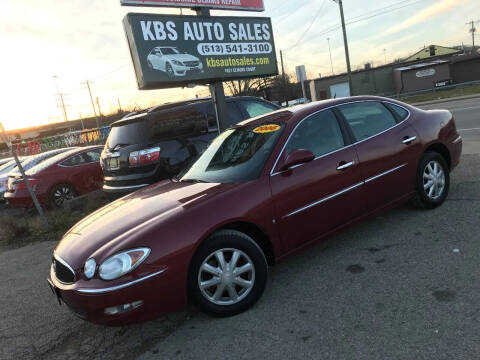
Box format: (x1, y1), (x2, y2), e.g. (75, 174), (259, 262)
(278, 149), (315, 172)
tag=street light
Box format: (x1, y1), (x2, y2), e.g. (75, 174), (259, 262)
(327, 37), (334, 75)
(332, 0), (353, 96)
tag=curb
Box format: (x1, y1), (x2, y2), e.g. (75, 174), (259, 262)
(411, 94), (480, 106)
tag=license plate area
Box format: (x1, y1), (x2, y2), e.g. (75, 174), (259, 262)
(108, 157), (120, 170)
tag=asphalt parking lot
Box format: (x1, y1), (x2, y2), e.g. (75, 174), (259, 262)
(1, 98), (479, 360)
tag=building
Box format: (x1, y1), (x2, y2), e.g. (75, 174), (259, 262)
(405, 45), (462, 62)
(309, 46), (480, 101)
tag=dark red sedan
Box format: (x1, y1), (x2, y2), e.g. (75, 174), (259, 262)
(47, 97), (462, 325)
(5, 146), (104, 207)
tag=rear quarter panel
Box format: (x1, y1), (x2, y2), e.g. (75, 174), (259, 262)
(408, 107), (461, 168)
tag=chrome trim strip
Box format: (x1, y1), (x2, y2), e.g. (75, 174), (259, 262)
(53, 254), (77, 284)
(452, 135), (462, 144)
(76, 269), (166, 294)
(270, 100), (411, 176)
(283, 182), (364, 218)
(364, 164), (407, 184)
(283, 163), (408, 218)
(103, 184), (149, 191)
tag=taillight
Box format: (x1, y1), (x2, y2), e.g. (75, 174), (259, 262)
(129, 147), (160, 167)
(11, 178), (38, 190)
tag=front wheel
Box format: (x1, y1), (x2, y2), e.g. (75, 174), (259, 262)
(188, 230), (268, 317)
(410, 152), (450, 209)
(166, 64), (175, 78)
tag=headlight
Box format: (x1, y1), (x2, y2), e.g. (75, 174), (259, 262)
(99, 248), (150, 281)
(84, 258), (97, 279)
(172, 60), (183, 66)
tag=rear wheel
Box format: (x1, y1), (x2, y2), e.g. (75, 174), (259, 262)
(410, 152), (449, 209)
(49, 184), (76, 208)
(188, 230), (268, 317)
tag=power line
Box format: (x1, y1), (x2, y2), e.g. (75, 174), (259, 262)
(302, 0), (426, 45)
(284, 0), (327, 51)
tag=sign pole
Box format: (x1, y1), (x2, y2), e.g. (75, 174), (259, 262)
(195, 7), (229, 133)
(0, 123), (49, 231)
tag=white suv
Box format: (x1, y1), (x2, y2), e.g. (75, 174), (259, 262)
(147, 47), (204, 77)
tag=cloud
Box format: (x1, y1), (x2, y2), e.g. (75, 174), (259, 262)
(385, 0), (467, 35)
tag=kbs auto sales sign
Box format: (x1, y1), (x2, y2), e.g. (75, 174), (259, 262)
(123, 13), (278, 89)
(120, 0), (264, 12)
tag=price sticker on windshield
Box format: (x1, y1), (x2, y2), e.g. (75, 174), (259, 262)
(253, 124), (280, 134)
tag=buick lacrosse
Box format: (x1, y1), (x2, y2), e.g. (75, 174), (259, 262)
(48, 96), (462, 325)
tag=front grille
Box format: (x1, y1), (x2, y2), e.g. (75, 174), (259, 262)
(53, 257), (76, 284)
(184, 61), (199, 67)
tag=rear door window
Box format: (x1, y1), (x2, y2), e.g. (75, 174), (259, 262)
(149, 107), (206, 141)
(226, 102), (245, 126)
(337, 102), (397, 142)
(240, 100), (278, 118)
(385, 103), (409, 121)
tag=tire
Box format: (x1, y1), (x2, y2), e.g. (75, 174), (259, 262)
(410, 151), (450, 209)
(49, 183), (76, 208)
(188, 230), (268, 317)
(166, 64), (175, 78)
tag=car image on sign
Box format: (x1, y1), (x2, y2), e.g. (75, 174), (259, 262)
(147, 46), (204, 77)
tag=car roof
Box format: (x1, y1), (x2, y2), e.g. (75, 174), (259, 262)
(111, 96), (277, 127)
(26, 146), (103, 175)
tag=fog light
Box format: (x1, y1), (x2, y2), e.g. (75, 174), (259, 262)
(104, 300), (143, 315)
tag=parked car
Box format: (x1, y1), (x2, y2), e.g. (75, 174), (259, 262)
(48, 96), (462, 325)
(101, 96), (280, 193)
(5, 146), (103, 208)
(147, 46), (204, 77)
(0, 157), (13, 167)
(0, 159), (24, 203)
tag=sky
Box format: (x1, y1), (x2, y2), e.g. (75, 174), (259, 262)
(0, 0), (478, 131)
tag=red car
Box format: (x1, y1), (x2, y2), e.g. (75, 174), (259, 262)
(47, 97), (462, 325)
(5, 146), (104, 207)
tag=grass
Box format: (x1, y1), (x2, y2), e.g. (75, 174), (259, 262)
(401, 84), (480, 104)
(0, 192), (113, 250)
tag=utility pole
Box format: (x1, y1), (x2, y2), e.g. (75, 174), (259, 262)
(52, 75), (68, 122)
(82, 80), (100, 129)
(117, 98), (122, 112)
(383, 48), (387, 64)
(196, 7), (229, 133)
(466, 20), (480, 50)
(280, 50), (288, 106)
(333, 0), (353, 96)
(327, 38), (334, 75)
(0, 122), (48, 230)
(96, 97), (103, 121)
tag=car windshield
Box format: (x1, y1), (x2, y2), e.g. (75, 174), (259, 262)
(161, 47), (179, 55)
(0, 160), (16, 174)
(181, 122), (285, 183)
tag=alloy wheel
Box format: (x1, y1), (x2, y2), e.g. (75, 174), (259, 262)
(53, 186), (74, 206)
(198, 248), (255, 306)
(423, 160), (445, 200)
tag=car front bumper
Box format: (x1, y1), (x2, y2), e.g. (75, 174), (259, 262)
(47, 264), (185, 326)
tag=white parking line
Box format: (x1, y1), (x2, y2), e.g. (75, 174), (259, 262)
(458, 128), (480, 132)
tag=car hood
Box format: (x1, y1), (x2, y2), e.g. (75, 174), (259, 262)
(164, 54), (199, 62)
(55, 180), (240, 268)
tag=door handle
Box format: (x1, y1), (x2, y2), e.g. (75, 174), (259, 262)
(337, 161), (354, 170)
(402, 136), (417, 144)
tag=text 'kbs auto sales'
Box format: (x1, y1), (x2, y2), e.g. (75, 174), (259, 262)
(123, 13), (278, 89)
